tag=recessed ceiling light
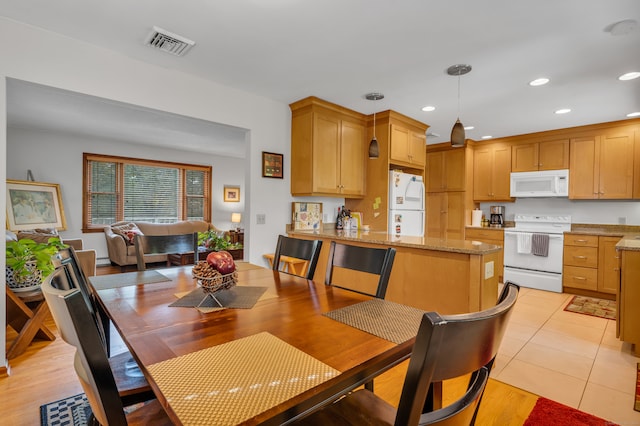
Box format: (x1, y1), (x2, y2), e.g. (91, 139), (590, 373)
(619, 72), (640, 81)
(481, 135), (492, 139)
(421, 106), (436, 112)
(627, 112), (640, 117)
(529, 78), (550, 86)
(464, 126), (474, 130)
(555, 108), (571, 114)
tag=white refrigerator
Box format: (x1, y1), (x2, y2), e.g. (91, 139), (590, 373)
(388, 171), (425, 237)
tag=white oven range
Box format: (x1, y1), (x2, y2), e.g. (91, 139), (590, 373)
(503, 214), (571, 293)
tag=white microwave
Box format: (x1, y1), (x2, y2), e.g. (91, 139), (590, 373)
(510, 169), (569, 198)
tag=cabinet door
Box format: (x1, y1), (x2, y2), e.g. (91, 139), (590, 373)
(511, 143), (538, 172)
(312, 114), (341, 194)
(390, 125), (410, 164)
(599, 236), (621, 294)
(473, 147), (493, 201)
(426, 152), (445, 192)
(491, 145), (512, 200)
(445, 149), (466, 191)
(599, 132), (634, 199)
(539, 139), (569, 170)
(569, 136), (598, 199)
(339, 120), (365, 196)
(445, 192), (465, 240)
(426, 193), (446, 238)
(409, 131), (426, 167)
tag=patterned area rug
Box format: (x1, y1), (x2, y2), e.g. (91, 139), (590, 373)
(563, 295), (616, 320)
(524, 397), (618, 425)
(635, 363), (640, 412)
(40, 394), (91, 426)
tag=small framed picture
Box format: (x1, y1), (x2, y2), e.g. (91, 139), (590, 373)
(262, 152), (283, 179)
(6, 179), (67, 231)
(224, 186), (240, 202)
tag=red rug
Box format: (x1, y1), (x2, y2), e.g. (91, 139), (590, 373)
(524, 397), (618, 425)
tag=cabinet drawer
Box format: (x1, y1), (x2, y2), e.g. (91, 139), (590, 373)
(563, 246), (598, 268)
(465, 228), (503, 243)
(563, 265), (598, 290)
(564, 234), (599, 247)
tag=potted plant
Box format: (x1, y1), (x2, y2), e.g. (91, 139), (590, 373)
(197, 230), (233, 251)
(6, 237), (66, 292)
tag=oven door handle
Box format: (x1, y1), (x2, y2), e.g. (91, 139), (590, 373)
(504, 231), (564, 239)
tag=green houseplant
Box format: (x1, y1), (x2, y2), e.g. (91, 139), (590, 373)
(197, 231), (242, 252)
(6, 237), (66, 291)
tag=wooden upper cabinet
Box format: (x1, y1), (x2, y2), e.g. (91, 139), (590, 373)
(473, 144), (512, 201)
(569, 130), (634, 199)
(290, 97), (366, 198)
(390, 124), (426, 169)
(426, 149), (465, 192)
(511, 139), (569, 172)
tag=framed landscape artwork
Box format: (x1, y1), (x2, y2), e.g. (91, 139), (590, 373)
(262, 152), (283, 179)
(6, 179), (67, 231)
(224, 186), (240, 202)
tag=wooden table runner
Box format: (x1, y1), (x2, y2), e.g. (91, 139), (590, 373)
(147, 332), (340, 425)
(324, 298), (425, 344)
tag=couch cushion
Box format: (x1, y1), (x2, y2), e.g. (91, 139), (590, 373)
(17, 228), (60, 244)
(111, 222), (144, 245)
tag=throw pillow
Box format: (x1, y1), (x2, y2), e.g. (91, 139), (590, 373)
(17, 228), (60, 244)
(111, 223), (144, 246)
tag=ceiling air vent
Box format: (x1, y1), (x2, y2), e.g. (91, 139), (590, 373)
(145, 26), (195, 57)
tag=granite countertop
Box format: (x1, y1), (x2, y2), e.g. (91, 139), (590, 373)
(567, 223), (640, 251)
(288, 228), (502, 255)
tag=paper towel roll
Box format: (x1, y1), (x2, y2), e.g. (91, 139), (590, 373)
(471, 210), (483, 227)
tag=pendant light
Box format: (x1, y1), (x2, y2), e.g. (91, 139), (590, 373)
(447, 64), (472, 148)
(365, 92), (384, 159)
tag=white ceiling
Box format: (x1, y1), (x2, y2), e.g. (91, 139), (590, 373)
(2, 0), (640, 154)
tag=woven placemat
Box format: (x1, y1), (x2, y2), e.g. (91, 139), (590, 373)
(169, 286), (267, 309)
(234, 261), (266, 271)
(147, 332), (340, 426)
(324, 299), (424, 344)
(90, 270), (170, 290)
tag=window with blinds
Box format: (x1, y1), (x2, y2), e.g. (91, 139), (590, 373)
(83, 153), (211, 231)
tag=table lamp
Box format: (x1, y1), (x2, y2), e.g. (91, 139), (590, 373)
(231, 213), (242, 231)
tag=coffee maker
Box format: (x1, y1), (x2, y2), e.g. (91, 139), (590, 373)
(489, 206), (505, 228)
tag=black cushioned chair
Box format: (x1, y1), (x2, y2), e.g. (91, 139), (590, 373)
(134, 232), (198, 271)
(42, 268), (171, 425)
(272, 235), (323, 279)
(295, 282), (520, 426)
(325, 241), (396, 299)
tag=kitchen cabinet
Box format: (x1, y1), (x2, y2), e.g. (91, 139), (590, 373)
(473, 143), (512, 201)
(465, 227), (504, 282)
(618, 248), (640, 356)
(426, 148), (466, 192)
(426, 191), (465, 240)
(290, 97), (366, 197)
(511, 139), (569, 172)
(390, 124), (426, 169)
(569, 131), (634, 199)
(562, 233), (619, 296)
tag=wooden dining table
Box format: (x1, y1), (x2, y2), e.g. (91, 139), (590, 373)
(92, 264), (418, 425)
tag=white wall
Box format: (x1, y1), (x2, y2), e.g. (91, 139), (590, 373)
(6, 127), (246, 263)
(479, 198), (640, 225)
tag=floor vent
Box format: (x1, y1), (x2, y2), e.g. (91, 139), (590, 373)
(145, 26), (195, 57)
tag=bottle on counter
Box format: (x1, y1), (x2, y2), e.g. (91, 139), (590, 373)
(336, 207), (343, 230)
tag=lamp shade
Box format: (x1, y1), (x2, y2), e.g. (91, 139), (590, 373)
(450, 119), (466, 147)
(231, 213), (242, 224)
(368, 137), (380, 159)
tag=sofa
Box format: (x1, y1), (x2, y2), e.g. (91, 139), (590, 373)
(104, 220), (221, 269)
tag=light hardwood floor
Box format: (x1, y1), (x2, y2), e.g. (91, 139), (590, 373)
(2, 265), (539, 425)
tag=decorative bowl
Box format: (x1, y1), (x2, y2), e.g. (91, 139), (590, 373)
(192, 261), (238, 293)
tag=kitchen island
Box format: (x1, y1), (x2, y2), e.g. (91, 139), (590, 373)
(288, 227), (502, 314)
(616, 235), (640, 355)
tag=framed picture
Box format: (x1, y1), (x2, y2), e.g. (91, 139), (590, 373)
(292, 202), (322, 230)
(6, 179), (67, 231)
(224, 186), (240, 202)
(262, 151), (283, 179)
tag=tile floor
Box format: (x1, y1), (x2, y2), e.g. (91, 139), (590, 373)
(493, 286), (640, 425)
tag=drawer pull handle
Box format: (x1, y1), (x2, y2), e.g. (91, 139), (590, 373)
(573, 255), (587, 259)
(575, 239), (588, 243)
(573, 277), (587, 280)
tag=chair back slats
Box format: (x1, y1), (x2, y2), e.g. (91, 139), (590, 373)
(273, 235), (323, 279)
(325, 241), (396, 298)
(394, 282), (519, 425)
(135, 232), (198, 270)
(42, 269), (128, 426)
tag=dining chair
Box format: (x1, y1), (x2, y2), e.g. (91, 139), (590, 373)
(325, 241), (396, 298)
(47, 255), (155, 407)
(295, 282), (520, 426)
(134, 232), (199, 271)
(41, 268), (171, 426)
(272, 235), (323, 279)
